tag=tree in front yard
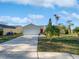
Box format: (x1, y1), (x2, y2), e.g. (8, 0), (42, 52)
(45, 18), (53, 38)
(45, 18), (60, 38)
(67, 20), (74, 34)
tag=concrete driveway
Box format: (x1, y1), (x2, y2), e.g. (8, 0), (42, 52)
(0, 35), (38, 59)
(0, 35), (79, 59)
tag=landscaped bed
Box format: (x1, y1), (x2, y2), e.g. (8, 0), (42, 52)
(38, 36), (79, 55)
(0, 34), (22, 43)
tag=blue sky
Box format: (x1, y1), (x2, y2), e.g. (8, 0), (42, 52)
(0, 0), (79, 28)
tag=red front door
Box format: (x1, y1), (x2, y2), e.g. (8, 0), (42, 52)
(40, 28), (43, 33)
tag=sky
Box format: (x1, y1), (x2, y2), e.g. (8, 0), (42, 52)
(0, 0), (79, 28)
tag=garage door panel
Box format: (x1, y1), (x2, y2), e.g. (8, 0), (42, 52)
(23, 29), (40, 35)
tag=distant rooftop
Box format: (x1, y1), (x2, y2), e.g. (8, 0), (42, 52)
(24, 23), (47, 29)
(0, 24), (16, 28)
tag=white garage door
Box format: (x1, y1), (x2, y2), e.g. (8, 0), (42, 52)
(23, 24), (41, 35)
(23, 28), (40, 35)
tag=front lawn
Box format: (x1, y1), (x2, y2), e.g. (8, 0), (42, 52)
(0, 33), (22, 43)
(38, 36), (79, 55)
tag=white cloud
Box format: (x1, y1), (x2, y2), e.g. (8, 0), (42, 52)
(28, 14), (44, 19)
(61, 11), (69, 15)
(54, 0), (77, 7)
(71, 13), (79, 19)
(0, 14), (44, 26)
(0, 16), (32, 26)
(0, 0), (77, 8)
(60, 11), (79, 21)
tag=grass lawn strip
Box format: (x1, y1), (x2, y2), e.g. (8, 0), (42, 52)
(0, 34), (22, 43)
(38, 36), (79, 55)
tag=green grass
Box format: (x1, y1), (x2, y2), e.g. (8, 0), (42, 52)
(38, 36), (79, 55)
(0, 34), (22, 43)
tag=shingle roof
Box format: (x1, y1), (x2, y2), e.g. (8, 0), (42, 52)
(23, 23), (47, 30)
(0, 24), (16, 29)
(24, 23), (46, 27)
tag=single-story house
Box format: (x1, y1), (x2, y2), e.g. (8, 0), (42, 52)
(23, 23), (46, 35)
(0, 24), (23, 35)
(0, 23), (46, 35)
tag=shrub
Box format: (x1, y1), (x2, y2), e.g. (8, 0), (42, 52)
(73, 27), (79, 36)
(0, 29), (3, 35)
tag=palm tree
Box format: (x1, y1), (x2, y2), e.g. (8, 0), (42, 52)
(54, 14), (60, 25)
(67, 20), (74, 34)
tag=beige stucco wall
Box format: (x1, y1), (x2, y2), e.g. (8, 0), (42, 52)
(14, 26), (23, 33)
(3, 27), (23, 35)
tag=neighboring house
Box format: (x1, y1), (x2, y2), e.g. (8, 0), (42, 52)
(23, 23), (46, 35)
(0, 24), (23, 35)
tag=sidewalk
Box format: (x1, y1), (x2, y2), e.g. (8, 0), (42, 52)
(38, 52), (79, 59)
